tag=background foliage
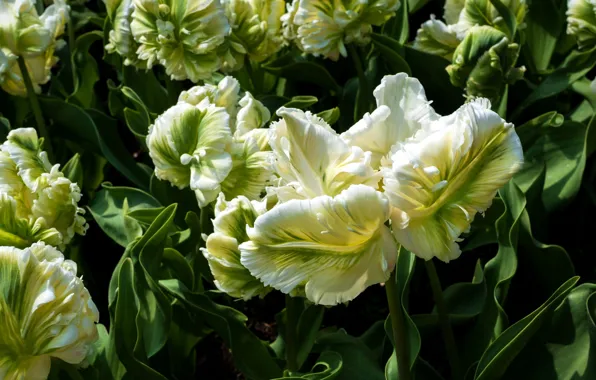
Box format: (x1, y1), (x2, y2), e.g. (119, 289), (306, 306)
(2, 0), (596, 379)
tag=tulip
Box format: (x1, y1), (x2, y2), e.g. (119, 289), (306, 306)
(0, 242), (99, 379)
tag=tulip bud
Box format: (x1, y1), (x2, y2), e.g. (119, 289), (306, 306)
(104, 0), (144, 66)
(0, 242), (99, 379)
(447, 25), (525, 105)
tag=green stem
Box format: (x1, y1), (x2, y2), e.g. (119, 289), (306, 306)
(285, 294), (299, 372)
(425, 260), (461, 380)
(385, 269), (412, 380)
(348, 44), (369, 122)
(17, 56), (53, 160)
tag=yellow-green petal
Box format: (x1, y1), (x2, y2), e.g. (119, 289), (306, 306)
(567, 0), (596, 48)
(240, 184), (397, 305)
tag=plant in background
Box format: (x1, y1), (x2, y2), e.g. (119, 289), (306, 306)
(567, 0), (596, 49)
(0, 0), (69, 96)
(130, 0), (230, 81)
(0, 128), (87, 249)
(414, 0), (527, 107)
(0, 242), (99, 379)
(284, 0), (400, 60)
(1, 0), (596, 379)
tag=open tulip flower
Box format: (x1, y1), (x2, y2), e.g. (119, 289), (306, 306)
(0, 128), (87, 249)
(0, 242), (99, 379)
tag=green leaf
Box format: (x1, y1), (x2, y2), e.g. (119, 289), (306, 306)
(382, 1), (409, 44)
(263, 54), (342, 93)
(384, 247), (421, 377)
(297, 305), (326, 369)
(0, 116), (10, 141)
(88, 183), (161, 247)
(407, 0), (430, 13)
(122, 66), (171, 114)
(121, 86), (151, 138)
(39, 98), (150, 189)
(512, 47), (596, 119)
(111, 258), (168, 379)
(522, 0), (566, 72)
(370, 33), (412, 76)
(62, 153), (84, 188)
(317, 108), (340, 126)
(160, 279), (284, 380)
(503, 284), (596, 378)
(284, 95), (319, 109)
(461, 181), (525, 371)
(516, 120), (590, 211)
(314, 329), (385, 380)
(413, 260), (487, 332)
(70, 31), (103, 108)
(474, 276), (579, 380)
(274, 351), (343, 380)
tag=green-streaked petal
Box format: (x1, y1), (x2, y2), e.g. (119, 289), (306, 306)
(412, 16), (461, 60)
(567, 0), (596, 48)
(104, 0), (143, 66)
(0, 242), (99, 377)
(382, 99), (523, 262)
(240, 184), (397, 305)
(270, 107), (378, 201)
(221, 138), (273, 200)
(201, 193), (270, 300)
(342, 73), (440, 169)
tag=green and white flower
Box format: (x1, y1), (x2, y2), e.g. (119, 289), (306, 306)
(220, 0), (286, 71)
(240, 184), (397, 305)
(447, 25), (525, 105)
(341, 73), (439, 169)
(382, 99), (523, 262)
(202, 193), (270, 300)
(104, 0), (143, 66)
(268, 107), (378, 202)
(130, 0), (230, 82)
(567, 0), (596, 48)
(0, 242), (99, 379)
(0, 128), (87, 249)
(146, 102), (233, 207)
(0, 0), (69, 96)
(291, 0), (400, 60)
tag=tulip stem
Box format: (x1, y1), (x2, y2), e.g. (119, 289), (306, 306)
(385, 268), (412, 380)
(348, 44), (369, 122)
(17, 56), (53, 160)
(285, 294), (300, 372)
(424, 260), (461, 380)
